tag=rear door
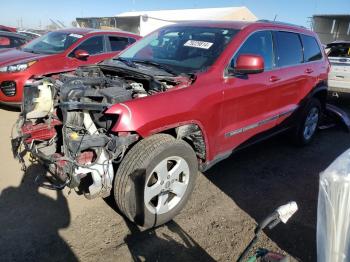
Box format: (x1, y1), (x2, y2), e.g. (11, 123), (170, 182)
(299, 33), (325, 93)
(220, 30), (277, 152)
(269, 31), (307, 126)
(327, 43), (350, 91)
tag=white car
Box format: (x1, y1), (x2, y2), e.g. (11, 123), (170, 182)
(327, 41), (350, 95)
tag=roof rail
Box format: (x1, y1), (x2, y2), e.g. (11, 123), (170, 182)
(257, 19), (307, 29)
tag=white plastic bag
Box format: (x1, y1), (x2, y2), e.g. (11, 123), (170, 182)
(317, 149), (350, 262)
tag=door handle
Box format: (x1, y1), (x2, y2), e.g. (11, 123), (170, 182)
(269, 76), (281, 82)
(305, 68), (314, 74)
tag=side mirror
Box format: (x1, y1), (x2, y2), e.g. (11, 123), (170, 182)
(231, 54), (264, 75)
(74, 49), (90, 60)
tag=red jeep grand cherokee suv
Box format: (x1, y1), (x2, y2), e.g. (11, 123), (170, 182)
(12, 21), (329, 228)
(0, 28), (140, 106)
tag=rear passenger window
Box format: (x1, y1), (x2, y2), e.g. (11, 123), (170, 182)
(274, 31), (303, 67)
(129, 38), (137, 45)
(233, 31), (274, 70)
(10, 37), (27, 48)
(108, 36), (129, 51)
(301, 35), (322, 62)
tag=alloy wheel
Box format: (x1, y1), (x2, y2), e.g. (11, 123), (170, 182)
(303, 107), (319, 140)
(144, 156), (190, 214)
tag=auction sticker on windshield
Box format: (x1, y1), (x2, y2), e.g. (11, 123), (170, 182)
(184, 40), (213, 49)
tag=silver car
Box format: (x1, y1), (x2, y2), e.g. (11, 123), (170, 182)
(327, 41), (350, 95)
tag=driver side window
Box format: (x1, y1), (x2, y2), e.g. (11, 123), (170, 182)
(232, 31), (274, 70)
(72, 36), (104, 56)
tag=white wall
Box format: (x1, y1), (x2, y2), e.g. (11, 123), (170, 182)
(139, 17), (175, 36)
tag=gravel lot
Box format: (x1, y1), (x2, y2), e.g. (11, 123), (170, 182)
(0, 97), (349, 262)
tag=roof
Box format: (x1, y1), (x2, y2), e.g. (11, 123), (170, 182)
(160, 20), (253, 30)
(76, 17), (115, 20)
(54, 27), (95, 35)
(90, 29), (140, 37)
(116, 6), (257, 21)
(0, 25), (16, 32)
(156, 20), (311, 33)
(313, 14), (350, 19)
(52, 28), (140, 37)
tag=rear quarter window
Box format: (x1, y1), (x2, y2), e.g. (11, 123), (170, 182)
(301, 35), (322, 62)
(108, 36), (129, 51)
(274, 31), (303, 67)
(129, 38), (137, 45)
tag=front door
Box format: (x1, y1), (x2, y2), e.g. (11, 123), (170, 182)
(219, 30), (277, 153)
(67, 35), (112, 69)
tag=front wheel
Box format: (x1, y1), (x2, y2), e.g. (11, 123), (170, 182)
(114, 134), (198, 228)
(294, 98), (321, 146)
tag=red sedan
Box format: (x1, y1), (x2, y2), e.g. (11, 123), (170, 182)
(0, 28), (141, 106)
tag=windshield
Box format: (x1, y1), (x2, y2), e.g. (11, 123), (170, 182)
(328, 44), (350, 58)
(22, 31), (83, 54)
(118, 26), (239, 74)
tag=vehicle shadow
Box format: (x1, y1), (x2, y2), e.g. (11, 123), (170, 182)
(104, 197), (215, 262)
(0, 103), (20, 112)
(204, 125), (350, 261)
(0, 163), (78, 262)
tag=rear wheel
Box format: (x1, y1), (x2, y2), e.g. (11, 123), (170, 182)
(294, 98), (321, 145)
(114, 134), (198, 228)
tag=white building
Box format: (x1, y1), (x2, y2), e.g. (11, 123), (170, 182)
(115, 7), (257, 36)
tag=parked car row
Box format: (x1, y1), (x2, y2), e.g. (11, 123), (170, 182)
(0, 31), (30, 49)
(0, 28), (141, 105)
(11, 20), (331, 228)
(0, 25), (44, 49)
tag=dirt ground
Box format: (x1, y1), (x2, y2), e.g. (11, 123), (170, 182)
(0, 97), (349, 262)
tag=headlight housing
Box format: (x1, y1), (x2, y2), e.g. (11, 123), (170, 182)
(0, 60), (37, 73)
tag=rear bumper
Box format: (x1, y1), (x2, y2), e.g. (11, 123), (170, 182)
(328, 79), (350, 94)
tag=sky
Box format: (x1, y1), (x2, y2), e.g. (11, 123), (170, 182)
(1, 0), (349, 29)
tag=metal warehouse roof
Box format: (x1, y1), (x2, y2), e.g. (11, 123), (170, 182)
(313, 14), (350, 19)
(116, 6), (257, 22)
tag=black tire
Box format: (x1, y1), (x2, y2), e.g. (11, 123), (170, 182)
(114, 133), (198, 228)
(293, 98), (321, 146)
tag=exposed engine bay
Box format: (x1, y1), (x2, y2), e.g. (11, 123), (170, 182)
(11, 65), (192, 199)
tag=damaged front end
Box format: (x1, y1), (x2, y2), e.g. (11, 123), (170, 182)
(12, 65), (190, 199)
